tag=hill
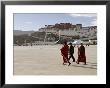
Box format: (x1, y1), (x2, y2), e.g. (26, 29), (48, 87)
(14, 30), (35, 36)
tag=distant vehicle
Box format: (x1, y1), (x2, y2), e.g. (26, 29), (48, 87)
(89, 40), (97, 45)
(72, 40), (83, 45)
(68, 40), (90, 46)
(67, 39), (97, 46)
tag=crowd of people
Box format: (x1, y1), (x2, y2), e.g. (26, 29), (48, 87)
(60, 42), (86, 66)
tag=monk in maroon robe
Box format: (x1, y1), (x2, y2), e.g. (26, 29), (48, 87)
(60, 42), (71, 66)
(76, 43), (86, 65)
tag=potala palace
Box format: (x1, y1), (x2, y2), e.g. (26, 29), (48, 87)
(38, 23), (97, 40)
(14, 23), (97, 46)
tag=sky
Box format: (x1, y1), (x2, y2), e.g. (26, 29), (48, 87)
(14, 13), (97, 31)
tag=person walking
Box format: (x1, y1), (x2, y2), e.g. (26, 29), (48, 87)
(60, 42), (71, 66)
(68, 43), (75, 62)
(76, 43), (86, 65)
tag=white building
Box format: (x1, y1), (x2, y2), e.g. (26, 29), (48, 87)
(38, 23), (97, 40)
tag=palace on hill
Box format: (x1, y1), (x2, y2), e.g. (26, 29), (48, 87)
(38, 23), (97, 39)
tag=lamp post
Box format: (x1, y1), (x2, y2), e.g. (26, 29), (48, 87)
(59, 30), (61, 41)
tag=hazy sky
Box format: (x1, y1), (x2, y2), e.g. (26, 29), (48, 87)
(14, 13), (97, 31)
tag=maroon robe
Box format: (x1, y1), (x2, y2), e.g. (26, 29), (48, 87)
(60, 44), (69, 63)
(77, 45), (86, 63)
